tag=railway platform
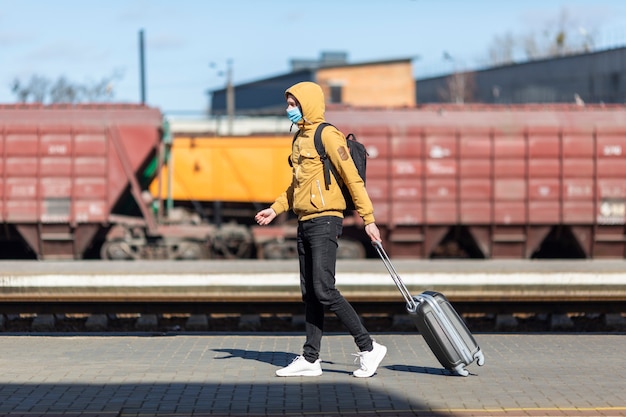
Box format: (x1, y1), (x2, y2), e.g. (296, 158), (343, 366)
(0, 332), (624, 416)
(2, 259), (626, 308)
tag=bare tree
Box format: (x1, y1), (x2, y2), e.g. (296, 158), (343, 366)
(487, 6), (600, 65)
(10, 71), (123, 104)
(438, 71), (476, 104)
(49, 76), (80, 103)
(488, 32), (516, 66)
(11, 75), (50, 103)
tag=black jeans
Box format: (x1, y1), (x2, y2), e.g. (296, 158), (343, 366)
(297, 216), (373, 362)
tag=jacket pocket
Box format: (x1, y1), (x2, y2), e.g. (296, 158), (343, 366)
(310, 179), (326, 209)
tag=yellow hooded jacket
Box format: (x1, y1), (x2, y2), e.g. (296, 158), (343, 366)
(270, 81), (375, 225)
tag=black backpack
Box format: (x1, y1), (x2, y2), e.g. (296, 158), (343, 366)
(291, 123), (368, 211)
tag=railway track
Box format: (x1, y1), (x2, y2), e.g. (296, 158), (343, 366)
(0, 259), (624, 332)
(1, 307), (624, 334)
(1, 289), (625, 315)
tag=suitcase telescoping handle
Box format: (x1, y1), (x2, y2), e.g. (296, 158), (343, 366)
(372, 241), (418, 312)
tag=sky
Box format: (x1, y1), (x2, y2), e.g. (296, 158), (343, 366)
(2, 0), (626, 116)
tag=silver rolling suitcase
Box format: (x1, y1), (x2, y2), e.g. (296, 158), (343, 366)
(373, 242), (485, 376)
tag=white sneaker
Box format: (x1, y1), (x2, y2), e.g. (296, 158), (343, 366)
(276, 355), (322, 377)
(353, 341), (387, 378)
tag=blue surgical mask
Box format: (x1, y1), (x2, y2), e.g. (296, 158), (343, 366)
(287, 107), (303, 124)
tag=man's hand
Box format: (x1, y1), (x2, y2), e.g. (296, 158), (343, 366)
(255, 208), (277, 226)
(365, 223), (381, 243)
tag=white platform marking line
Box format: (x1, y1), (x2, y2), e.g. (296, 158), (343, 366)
(0, 272), (624, 287)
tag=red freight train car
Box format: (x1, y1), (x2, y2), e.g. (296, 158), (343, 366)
(324, 104), (626, 259)
(0, 104), (213, 260)
(2, 104), (625, 260)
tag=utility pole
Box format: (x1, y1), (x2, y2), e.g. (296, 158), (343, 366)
(226, 59), (235, 135)
(210, 59), (235, 134)
(139, 29), (146, 105)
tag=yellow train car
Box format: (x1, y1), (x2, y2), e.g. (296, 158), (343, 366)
(147, 132), (365, 260)
(150, 135), (293, 203)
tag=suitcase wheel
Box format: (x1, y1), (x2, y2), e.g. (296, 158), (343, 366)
(475, 351), (485, 366)
(453, 364), (469, 377)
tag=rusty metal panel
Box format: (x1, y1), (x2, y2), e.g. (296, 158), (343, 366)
(494, 201), (526, 224)
(426, 131), (456, 159)
(41, 133), (73, 155)
(563, 201), (594, 223)
(391, 201), (422, 225)
(597, 179), (626, 198)
(74, 201), (108, 222)
(74, 178), (107, 199)
(41, 157), (72, 176)
(390, 159), (422, 178)
(364, 178), (390, 201)
(117, 126), (158, 168)
(426, 160), (456, 177)
(494, 159), (525, 177)
(366, 158), (388, 180)
(5, 132), (38, 156)
(393, 127), (423, 158)
(460, 201), (491, 224)
(6, 200), (37, 221)
(40, 178), (71, 197)
(391, 179), (422, 201)
(6, 157), (37, 175)
(460, 159), (492, 177)
(426, 202), (457, 224)
(528, 159), (559, 178)
(75, 133), (107, 155)
(528, 178), (560, 200)
(459, 132), (491, 158)
(597, 160), (625, 177)
(563, 133), (593, 157)
(596, 133), (626, 159)
(74, 157), (107, 176)
(5, 178), (36, 199)
(494, 179), (526, 200)
(373, 201), (390, 225)
(563, 159), (593, 177)
(426, 178), (456, 200)
(563, 178), (594, 200)
(494, 134), (525, 157)
(529, 201), (560, 224)
(460, 179), (491, 200)
(528, 131), (560, 158)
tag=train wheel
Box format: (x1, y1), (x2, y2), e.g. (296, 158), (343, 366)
(263, 240), (297, 259)
(211, 223), (253, 259)
(100, 239), (139, 260)
(338, 238), (365, 259)
(172, 240), (209, 260)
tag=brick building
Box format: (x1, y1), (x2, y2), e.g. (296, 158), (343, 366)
(210, 47), (626, 115)
(209, 53), (416, 116)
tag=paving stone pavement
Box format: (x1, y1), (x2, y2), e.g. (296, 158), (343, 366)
(0, 333), (624, 416)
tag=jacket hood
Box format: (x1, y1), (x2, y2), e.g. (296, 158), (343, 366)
(285, 82), (325, 124)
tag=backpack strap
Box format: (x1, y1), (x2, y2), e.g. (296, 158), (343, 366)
(313, 122), (337, 190)
(288, 129), (300, 168)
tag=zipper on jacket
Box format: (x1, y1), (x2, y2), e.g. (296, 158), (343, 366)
(316, 179), (325, 207)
